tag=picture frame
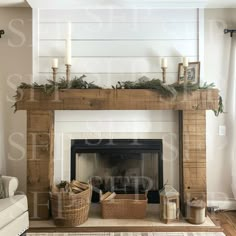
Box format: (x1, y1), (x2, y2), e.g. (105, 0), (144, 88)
(178, 62), (200, 84)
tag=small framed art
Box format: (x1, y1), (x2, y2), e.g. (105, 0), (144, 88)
(178, 62), (200, 84)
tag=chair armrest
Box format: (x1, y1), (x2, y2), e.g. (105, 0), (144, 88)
(2, 176), (18, 197)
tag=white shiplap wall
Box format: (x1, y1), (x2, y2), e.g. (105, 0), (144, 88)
(33, 9), (203, 186)
(34, 9), (201, 86)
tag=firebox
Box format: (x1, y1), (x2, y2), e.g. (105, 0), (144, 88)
(71, 139), (163, 203)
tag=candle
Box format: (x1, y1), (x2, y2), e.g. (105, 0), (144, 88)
(166, 202), (176, 220)
(65, 22), (72, 65)
(183, 57), (189, 67)
(52, 58), (58, 68)
(65, 37), (72, 65)
(161, 58), (168, 68)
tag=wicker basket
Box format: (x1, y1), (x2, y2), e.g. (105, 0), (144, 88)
(101, 194), (147, 219)
(50, 185), (92, 226)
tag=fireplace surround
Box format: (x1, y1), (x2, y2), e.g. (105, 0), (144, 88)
(70, 139), (164, 203)
(17, 88), (219, 219)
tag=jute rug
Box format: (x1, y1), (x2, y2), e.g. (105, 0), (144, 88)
(27, 233), (226, 236)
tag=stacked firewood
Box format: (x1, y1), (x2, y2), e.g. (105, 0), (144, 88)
(100, 191), (116, 201)
(56, 180), (89, 194)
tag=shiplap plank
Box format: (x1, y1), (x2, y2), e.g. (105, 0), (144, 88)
(55, 121), (178, 133)
(39, 9), (198, 23)
(37, 72), (179, 85)
(28, 0), (207, 10)
(39, 57), (197, 73)
(39, 22), (197, 40)
(55, 110), (178, 122)
(39, 40), (198, 57)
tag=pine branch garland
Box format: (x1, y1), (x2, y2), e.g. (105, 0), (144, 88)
(17, 75), (102, 93)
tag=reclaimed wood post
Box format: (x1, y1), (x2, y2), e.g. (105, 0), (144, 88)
(179, 110), (206, 216)
(27, 111), (54, 219)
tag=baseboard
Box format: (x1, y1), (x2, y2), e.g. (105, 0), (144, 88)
(208, 200), (236, 210)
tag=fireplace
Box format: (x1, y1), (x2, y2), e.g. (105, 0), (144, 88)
(71, 139), (163, 203)
(19, 90), (214, 219)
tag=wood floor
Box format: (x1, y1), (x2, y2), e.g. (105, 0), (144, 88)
(209, 211), (236, 236)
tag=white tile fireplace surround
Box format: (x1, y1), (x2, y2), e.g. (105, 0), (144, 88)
(54, 110), (179, 191)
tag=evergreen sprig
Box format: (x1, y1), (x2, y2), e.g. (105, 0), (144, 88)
(214, 96), (224, 117)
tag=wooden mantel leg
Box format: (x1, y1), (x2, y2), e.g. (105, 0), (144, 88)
(27, 111), (54, 220)
(179, 110), (206, 216)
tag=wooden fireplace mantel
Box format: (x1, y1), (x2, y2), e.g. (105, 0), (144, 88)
(16, 88), (219, 220)
(16, 88), (219, 111)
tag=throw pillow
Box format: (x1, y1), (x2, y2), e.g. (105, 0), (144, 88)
(0, 175), (5, 199)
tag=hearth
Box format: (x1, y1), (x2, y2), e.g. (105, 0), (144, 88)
(71, 139), (163, 203)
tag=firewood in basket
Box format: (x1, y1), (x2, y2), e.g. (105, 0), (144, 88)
(71, 187), (83, 194)
(104, 192), (116, 201)
(71, 180), (80, 189)
(100, 192), (112, 201)
(71, 180), (88, 190)
(71, 186), (83, 191)
(78, 182), (89, 190)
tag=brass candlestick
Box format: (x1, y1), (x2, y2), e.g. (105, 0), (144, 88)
(183, 66), (188, 84)
(183, 66), (188, 100)
(52, 67), (58, 82)
(161, 67), (167, 83)
(65, 64), (71, 83)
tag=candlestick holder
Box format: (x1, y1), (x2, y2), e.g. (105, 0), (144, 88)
(65, 64), (71, 83)
(183, 66), (188, 84)
(51, 67), (58, 82)
(161, 67), (167, 83)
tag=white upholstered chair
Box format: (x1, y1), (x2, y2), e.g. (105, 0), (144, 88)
(0, 176), (29, 236)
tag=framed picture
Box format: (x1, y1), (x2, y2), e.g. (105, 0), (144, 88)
(178, 62), (200, 84)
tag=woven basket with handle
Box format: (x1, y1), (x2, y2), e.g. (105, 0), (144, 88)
(50, 184), (92, 226)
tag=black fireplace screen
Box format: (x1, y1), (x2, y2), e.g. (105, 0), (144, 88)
(71, 139), (163, 203)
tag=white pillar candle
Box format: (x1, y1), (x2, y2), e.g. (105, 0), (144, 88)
(166, 202), (176, 220)
(183, 57), (189, 67)
(52, 58), (58, 68)
(161, 58), (168, 68)
(65, 38), (72, 65)
(65, 22), (72, 65)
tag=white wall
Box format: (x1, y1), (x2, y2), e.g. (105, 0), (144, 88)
(205, 9), (236, 204)
(35, 9), (200, 85)
(0, 8), (32, 192)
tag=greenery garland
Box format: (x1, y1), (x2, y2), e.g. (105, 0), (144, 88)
(17, 75), (102, 94)
(15, 75), (223, 116)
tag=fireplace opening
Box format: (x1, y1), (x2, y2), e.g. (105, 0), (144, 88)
(71, 139), (163, 203)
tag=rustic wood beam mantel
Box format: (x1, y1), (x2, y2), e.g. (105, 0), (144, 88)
(16, 88), (219, 111)
(17, 88), (219, 220)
